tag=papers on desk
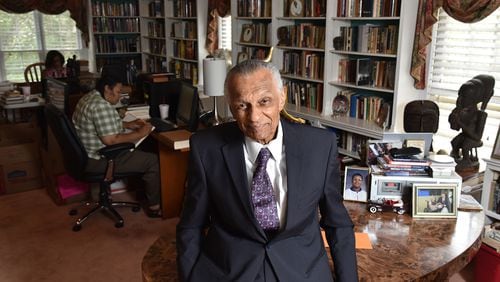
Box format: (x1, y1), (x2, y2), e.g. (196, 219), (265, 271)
(126, 104), (150, 120)
(122, 112), (155, 150)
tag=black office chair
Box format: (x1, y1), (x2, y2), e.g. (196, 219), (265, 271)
(44, 104), (141, 231)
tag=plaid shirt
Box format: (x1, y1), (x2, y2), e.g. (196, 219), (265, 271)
(73, 90), (122, 159)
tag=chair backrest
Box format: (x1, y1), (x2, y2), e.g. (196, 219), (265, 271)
(25, 62), (45, 83)
(44, 104), (88, 181)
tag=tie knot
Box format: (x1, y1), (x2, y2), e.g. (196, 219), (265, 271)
(256, 148), (271, 167)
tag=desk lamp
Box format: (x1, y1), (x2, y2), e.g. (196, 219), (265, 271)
(203, 57), (227, 126)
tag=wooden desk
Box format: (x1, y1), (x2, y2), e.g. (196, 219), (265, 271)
(142, 202), (484, 281)
(152, 130), (191, 219)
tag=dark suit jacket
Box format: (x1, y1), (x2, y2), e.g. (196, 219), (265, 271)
(177, 120), (358, 282)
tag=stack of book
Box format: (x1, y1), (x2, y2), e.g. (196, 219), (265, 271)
(373, 154), (431, 176)
(1, 90), (23, 105)
(0, 81), (14, 95)
(428, 154), (456, 177)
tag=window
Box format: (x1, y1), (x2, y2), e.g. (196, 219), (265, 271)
(217, 15), (232, 51)
(0, 10), (83, 82)
(428, 8), (500, 170)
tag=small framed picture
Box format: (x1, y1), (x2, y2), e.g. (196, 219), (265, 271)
(288, 0), (305, 17)
(237, 52), (249, 64)
(240, 24), (254, 43)
(412, 184), (457, 218)
(343, 167), (370, 202)
(491, 125), (500, 160)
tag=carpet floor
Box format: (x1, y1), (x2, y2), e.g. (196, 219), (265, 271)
(0, 188), (178, 282)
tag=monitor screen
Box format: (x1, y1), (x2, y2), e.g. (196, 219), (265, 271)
(176, 81), (199, 132)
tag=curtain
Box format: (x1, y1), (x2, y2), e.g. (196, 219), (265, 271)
(206, 0), (230, 55)
(410, 0), (499, 89)
(0, 0), (89, 45)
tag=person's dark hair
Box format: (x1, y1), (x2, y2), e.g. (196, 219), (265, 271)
(96, 75), (122, 97)
(45, 50), (65, 69)
(224, 59), (283, 98)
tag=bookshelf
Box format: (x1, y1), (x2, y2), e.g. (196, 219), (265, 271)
(165, 0), (208, 86)
(481, 158), (500, 220)
(229, 0), (423, 158)
(90, 0), (142, 72)
(231, 0), (273, 65)
(139, 0), (168, 73)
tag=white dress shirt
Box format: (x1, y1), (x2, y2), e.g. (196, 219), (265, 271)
(244, 121), (288, 229)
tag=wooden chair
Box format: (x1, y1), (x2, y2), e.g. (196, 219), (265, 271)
(24, 62), (45, 83)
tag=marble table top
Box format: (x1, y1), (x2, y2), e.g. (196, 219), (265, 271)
(142, 201), (484, 281)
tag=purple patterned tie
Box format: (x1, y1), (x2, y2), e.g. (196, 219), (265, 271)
(251, 148), (280, 231)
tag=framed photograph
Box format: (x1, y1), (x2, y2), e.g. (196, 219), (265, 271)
(236, 52), (249, 64)
(412, 184), (457, 218)
(288, 0), (305, 17)
(491, 125), (500, 160)
(343, 167), (370, 202)
(240, 24), (254, 43)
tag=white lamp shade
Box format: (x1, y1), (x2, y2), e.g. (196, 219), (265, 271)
(203, 58), (226, 97)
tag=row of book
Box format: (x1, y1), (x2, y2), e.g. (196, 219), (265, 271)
(237, 0), (272, 17)
(147, 21), (165, 38)
(173, 40), (197, 60)
(93, 18), (139, 33)
(91, 0), (139, 17)
(283, 0), (327, 17)
(148, 0), (164, 17)
(284, 80), (323, 112)
(1, 90), (23, 105)
(144, 56), (167, 74)
(337, 89), (390, 123)
(173, 0), (197, 17)
(373, 154), (431, 177)
(147, 39), (166, 56)
(337, 58), (396, 89)
(171, 21), (197, 39)
(337, 24), (398, 54)
(238, 46), (270, 61)
(240, 23), (271, 45)
(95, 36), (140, 53)
(169, 60), (198, 85)
(282, 51), (324, 80)
(95, 55), (141, 72)
(277, 24), (325, 49)
(336, 0), (401, 18)
(332, 128), (367, 155)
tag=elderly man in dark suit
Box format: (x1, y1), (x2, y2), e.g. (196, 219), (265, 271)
(176, 60), (358, 282)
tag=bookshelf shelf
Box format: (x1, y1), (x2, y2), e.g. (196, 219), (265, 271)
(281, 74), (323, 83)
(167, 17), (197, 20)
(328, 81), (395, 93)
(236, 42), (272, 48)
(143, 35), (167, 40)
(329, 50), (397, 58)
(277, 17), (326, 21)
(277, 46), (325, 52)
(143, 52), (167, 58)
(96, 52), (141, 56)
(331, 16), (400, 21)
(94, 32), (140, 35)
(235, 17), (272, 20)
(170, 56), (197, 64)
(170, 37), (198, 41)
(92, 16), (140, 18)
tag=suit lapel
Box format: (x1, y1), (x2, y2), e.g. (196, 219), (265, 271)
(221, 125), (266, 238)
(282, 121), (304, 231)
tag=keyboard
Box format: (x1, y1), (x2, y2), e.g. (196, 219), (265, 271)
(149, 117), (178, 132)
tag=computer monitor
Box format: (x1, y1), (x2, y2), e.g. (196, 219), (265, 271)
(175, 81), (199, 132)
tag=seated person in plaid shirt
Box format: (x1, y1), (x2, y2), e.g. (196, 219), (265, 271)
(72, 75), (162, 218)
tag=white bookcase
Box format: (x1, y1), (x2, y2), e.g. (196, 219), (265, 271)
(139, 0), (168, 73)
(230, 0), (426, 157)
(164, 0), (208, 86)
(481, 158), (500, 220)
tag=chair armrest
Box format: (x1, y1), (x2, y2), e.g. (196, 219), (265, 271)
(98, 143), (135, 159)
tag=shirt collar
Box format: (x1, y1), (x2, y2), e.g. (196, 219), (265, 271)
(245, 121), (283, 163)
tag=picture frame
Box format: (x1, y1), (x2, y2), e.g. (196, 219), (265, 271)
(343, 166), (370, 202)
(491, 125), (500, 160)
(240, 24), (254, 43)
(412, 184), (457, 218)
(236, 52), (249, 64)
(288, 0), (305, 17)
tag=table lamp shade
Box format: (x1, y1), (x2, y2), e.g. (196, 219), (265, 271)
(203, 58), (226, 97)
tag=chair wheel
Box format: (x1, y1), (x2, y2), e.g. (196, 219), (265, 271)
(132, 206), (140, 212)
(115, 221), (124, 228)
(73, 224), (82, 232)
(69, 209), (78, 216)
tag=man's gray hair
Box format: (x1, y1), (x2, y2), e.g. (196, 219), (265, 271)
(224, 60), (283, 97)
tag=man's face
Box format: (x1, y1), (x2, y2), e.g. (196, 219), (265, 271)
(105, 83), (122, 105)
(352, 175), (363, 189)
(227, 69), (285, 144)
